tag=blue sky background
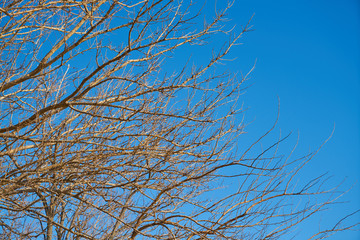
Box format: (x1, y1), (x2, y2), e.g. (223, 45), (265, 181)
(1, 1), (358, 238)
(200, 0), (359, 239)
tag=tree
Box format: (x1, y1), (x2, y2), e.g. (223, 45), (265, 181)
(0, 0), (357, 239)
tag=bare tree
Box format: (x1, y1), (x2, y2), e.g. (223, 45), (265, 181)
(0, 1), (357, 239)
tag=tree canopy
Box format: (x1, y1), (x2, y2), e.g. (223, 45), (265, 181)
(0, 1), (357, 239)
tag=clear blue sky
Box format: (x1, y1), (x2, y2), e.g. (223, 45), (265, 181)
(202, 0), (359, 239)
